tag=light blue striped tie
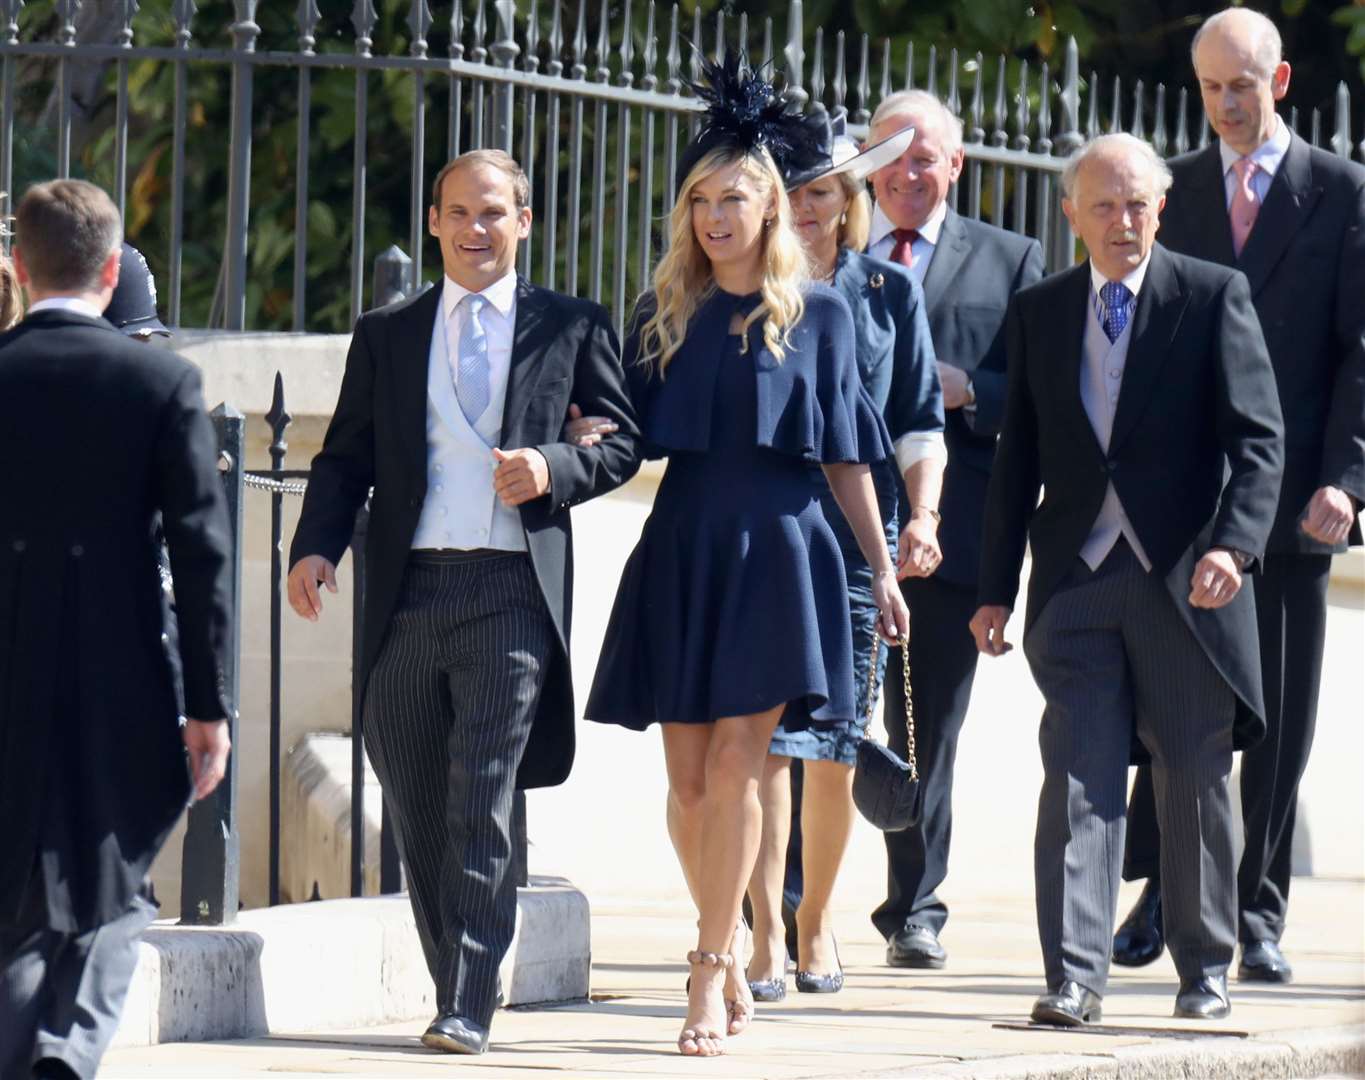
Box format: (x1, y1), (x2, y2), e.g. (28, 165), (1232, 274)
(455, 292), (490, 424)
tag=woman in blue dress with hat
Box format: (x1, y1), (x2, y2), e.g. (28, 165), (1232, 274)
(583, 57), (909, 1058)
(744, 118), (947, 1000)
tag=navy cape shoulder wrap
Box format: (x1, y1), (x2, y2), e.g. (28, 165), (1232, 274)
(624, 284), (895, 468)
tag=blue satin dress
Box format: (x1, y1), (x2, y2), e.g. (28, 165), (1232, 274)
(585, 284), (896, 731)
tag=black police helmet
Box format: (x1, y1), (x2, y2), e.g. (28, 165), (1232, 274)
(104, 242), (170, 337)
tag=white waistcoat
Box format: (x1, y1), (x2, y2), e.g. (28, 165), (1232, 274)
(1078, 301), (1151, 572)
(410, 307), (526, 552)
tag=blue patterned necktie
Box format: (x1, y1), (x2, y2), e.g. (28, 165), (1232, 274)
(455, 292), (490, 424)
(1099, 280), (1132, 344)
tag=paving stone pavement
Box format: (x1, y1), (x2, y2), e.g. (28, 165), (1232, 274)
(99, 492), (1365, 1077)
(99, 876), (1363, 1078)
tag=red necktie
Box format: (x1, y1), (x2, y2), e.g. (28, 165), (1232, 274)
(889, 228), (920, 270)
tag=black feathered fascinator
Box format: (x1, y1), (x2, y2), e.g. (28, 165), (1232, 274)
(675, 50), (829, 195)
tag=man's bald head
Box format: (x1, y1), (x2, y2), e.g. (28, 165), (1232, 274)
(1191, 8), (1290, 156)
(1192, 8), (1281, 81)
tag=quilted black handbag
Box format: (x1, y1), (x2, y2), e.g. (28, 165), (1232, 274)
(852, 627), (922, 832)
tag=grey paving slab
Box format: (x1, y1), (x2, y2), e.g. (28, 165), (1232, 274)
(99, 879), (1364, 1078)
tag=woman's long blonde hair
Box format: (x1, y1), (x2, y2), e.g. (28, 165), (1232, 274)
(0, 201), (20, 332)
(837, 174), (873, 252)
(638, 145), (809, 376)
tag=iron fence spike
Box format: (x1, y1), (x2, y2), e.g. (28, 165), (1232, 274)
(295, 0), (318, 53)
(947, 47), (959, 117)
(991, 53), (1007, 147)
(1152, 82), (1167, 155)
(594, 0), (609, 81)
(641, 0), (658, 90)
(351, 0), (377, 55)
(1175, 86), (1190, 154)
(879, 38), (891, 108)
(784, 0), (804, 98)
(408, 0), (432, 57)
(664, 2), (680, 93)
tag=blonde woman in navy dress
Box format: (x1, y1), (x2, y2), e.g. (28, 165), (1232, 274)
(584, 58), (909, 1058)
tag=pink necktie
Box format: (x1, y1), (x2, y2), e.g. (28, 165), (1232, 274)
(1229, 157), (1260, 256)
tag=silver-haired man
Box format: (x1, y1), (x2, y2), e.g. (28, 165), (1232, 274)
(862, 88), (1045, 971)
(973, 133), (1283, 1025)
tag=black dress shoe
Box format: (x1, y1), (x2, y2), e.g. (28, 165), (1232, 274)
(886, 924), (947, 969)
(421, 1013), (490, 1054)
(1174, 973), (1230, 1019)
(1112, 879), (1164, 967)
(1239, 939), (1293, 983)
(1031, 981), (1102, 1026)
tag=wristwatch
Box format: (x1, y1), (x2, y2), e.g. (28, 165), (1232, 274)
(962, 375), (976, 409)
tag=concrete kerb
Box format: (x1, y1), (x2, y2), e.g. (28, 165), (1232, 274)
(867, 1023), (1365, 1078)
(110, 883), (591, 1050)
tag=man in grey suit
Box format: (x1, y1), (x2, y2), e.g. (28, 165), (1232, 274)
(1113, 7), (1365, 984)
(863, 90), (1046, 970)
(287, 150), (640, 1055)
(972, 134), (1283, 1024)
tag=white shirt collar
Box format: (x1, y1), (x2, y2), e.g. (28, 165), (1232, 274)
(441, 269), (518, 322)
(27, 297), (105, 320)
(1089, 252), (1150, 302)
(868, 199), (948, 250)
(1218, 114), (1290, 180)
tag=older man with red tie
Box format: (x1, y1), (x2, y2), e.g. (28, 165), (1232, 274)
(862, 91), (1045, 970)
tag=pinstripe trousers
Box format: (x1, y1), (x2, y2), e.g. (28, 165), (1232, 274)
(362, 550), (554, 1028)
(1023, 541), (1236, 996)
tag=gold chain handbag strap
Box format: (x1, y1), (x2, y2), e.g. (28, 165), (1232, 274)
(861, 624), (919, 782)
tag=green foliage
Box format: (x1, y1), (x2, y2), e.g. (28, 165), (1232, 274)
(1334, 3), (1365, 85)
(6, 0), (1360, 331)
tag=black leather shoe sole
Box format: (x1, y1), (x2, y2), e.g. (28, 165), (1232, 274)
(887, 948), (946, 970)
(1031, 1001), (1101, 1026)
(1237, 961), (1292, 984)
(1174, 998), (1231, 1020)
(421, 1030), (486, 1055)
(1111, 940), (1164, 968)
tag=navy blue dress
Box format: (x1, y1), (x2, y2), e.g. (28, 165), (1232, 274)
(585, 284), (895, 731)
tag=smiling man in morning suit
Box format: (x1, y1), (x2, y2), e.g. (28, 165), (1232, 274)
(287, 150), (641, 1055)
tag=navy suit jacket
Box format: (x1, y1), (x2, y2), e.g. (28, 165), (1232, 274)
(1157, 133), (1365, 552)
(908, 210), (1045, 585)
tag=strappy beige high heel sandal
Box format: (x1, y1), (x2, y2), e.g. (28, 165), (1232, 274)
(678, 950), (731, 1057)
